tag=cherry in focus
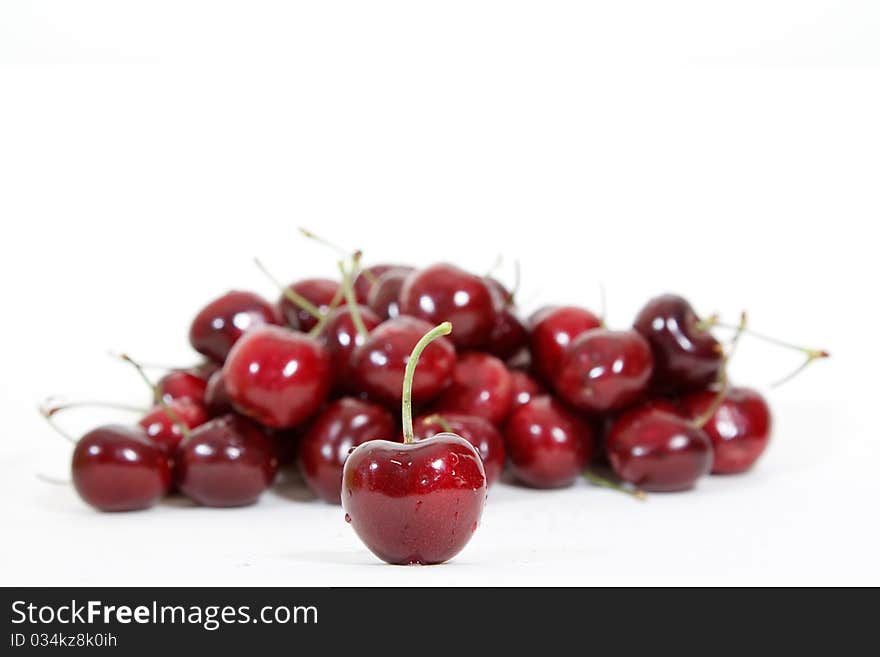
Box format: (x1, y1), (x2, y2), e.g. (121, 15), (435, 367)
(413, 413), (506, 486)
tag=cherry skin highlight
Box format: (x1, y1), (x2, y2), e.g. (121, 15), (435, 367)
(554, 329), (654, 414)
(175, 415), (278, 507)
(509, 370), (546, 410)
(279, 278), (340, 332)
(138, 399), (209, 453)
(189, 290), (282, 363)
(680, 386), (772, 474)
(433, 352), (513, 426)
(223, 325), (332, 428)
(317, 305), (381, 391)
(606, 406), (713, 491)
(367, 267), (413, 321)
(156, 369), (209, 405)
(72, 425), (172, 512)
(399, 264), (496, 349)
(298, 398), (396, 504)
(504, 396), (595, 488)
(633, 294), (723, 394)
(350, 316), (456, 407)
(528, 306), (602, 384)
(413, 413), (506, 486)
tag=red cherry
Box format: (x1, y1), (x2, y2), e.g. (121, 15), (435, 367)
(298, 398), (396, 504)
(138, 399), (209, 453)
(350, 316), (456, 407)
(156, 369), (209, 405)
(504, 396), (595, 488)
(399, 264), (496, 349)
(266, 428), (301, 467)
(354, 264), (411, 304)
(413, 413), (506, 485)
(317, 305), (382, 391)
(606, 406), (713, 491)
(72, 425), (171, 512)
(554, 329), (654, 414)
(633, 294), (722, 394)
(483, 278), (528, 361)
(189, 290), (281, 363)
(432, 352), (513, 426)
(223, 325), (332, 428)
(203, 369), (234, 417)
(279, 278), (340, 332)
(528, 306), (602, 384)
(367, 267), (414, 321)
(175, 415), (278, 507)
(509, 370), (545, 410)
(680, 386), (772, 474)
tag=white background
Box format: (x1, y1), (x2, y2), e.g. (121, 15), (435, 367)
(1, 2), (878, 586)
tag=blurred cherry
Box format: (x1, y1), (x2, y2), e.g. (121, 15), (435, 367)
(189, 290), (282, 363)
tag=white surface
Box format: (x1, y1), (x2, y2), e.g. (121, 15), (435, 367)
(1, 2), (878, 586)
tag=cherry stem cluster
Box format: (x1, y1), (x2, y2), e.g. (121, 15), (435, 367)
(337, 257), (369, 339)
(693, 311), (748, 428)
(402, 322), (453, 444)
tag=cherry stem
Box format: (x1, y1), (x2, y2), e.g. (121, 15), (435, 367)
(484, 254), (504, 278)
(253, 258), (323, 320)
(422, 413), (454, 433)
(583, 470), (646, 501)
(42, 400), (147, 416)
(298, 227), (356, 258)
(402, 322), (453, 444)
(337, 258), (369, 339)
(37, 403), (79, 444)
(116, 353), (191, 439)
(307, 286), (345, 338)
(694, 311), (747, 428)
(36, 472), (70, 486)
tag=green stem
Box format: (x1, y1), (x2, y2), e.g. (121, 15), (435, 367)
(307, 286), (345, 338)
(583, 470), (646, 501)
(298, 227), (353, 257)
(337, 259), (368, 339)
(422, 413), (453, 433)
(694, 311), (746, 428)
(253, 258), (323, 320)
(117, 353), (191, 439)
(402, 322), (453, 444)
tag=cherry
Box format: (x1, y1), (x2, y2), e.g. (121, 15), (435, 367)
(72, 425), (172, 511)
(413, 413), (506, 486)
(189, 290), (282, 364)
(343, 322), (487, 565)
(680, 386), (772, 474)
(298, 398), (396, 504)
(554, 329), (654, 414)
(318, 305), (381, 391)
(350, 316), (456, 407)
(367, 267), (414, 321)
(175, 415), (278, 507)
(223, 325), (332, 428)
(266, 428), (301, 467)
(203, 369), (233, 417)
(605, 406), (713, 491)
(504, 395), (595, 488)
(484, 276), (528, 361)
(509, 370), (546, 409)
(354, 264), (411, 304)
(528, 306), (602, 384)
(138, 399), (208, 453)
(399, 263), (496, 349)
(279, 278), (340, 333)
(633, 294), (722, 394)
(432, 352), (513, 426)
(156, 369), (209, 405)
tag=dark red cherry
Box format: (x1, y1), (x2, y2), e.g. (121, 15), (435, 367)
(413, 413), (505, 485)
(432, 352), (513, 426)
(633, 294), (723, 394)
(354, 264), (411, 304)
(175, 415), (278, 507)
(223, 325), (332, 428)
(72, 425), (171, 512)
(680, 386), (772, 474)
(279, 278), (340, 332)
(529, 306), (602, 384)
(156, 369), (208, 405)
(554, 329), (653, 414)
(606, 406), (713, 491)
(342, 436), (486, 564)
(265, 427), (301, 466)
(399, 264), (496, 349)
(189, 290), (282, 363)
(504, 396), (594, 488)
(317, 305), (382, 390)
(203, 369), (233, 417)
(367, 267), (414, 321)
(298, 398), (396, 504)
(138, 399), (209, 453)
(509, 370), (545, 410)
(350, 316), (456, 407)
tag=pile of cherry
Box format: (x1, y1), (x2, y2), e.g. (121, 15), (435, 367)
(44, 236), (827, 565)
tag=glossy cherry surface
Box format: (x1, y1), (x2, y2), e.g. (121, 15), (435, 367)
(509, 370), (546, 409)
(433, 352), (513, 426)
(367, 267), (413, 321)
(633, 294), (722, 394)
(138, 399), (209, 453)
(413, 413), (505, 485)
(504, 396), (594, 488)
(203, 369), (233, 417)
(298, 398), (396, 504)
(342, 436), (487, 565)
(350, 316), (456, 407)
(175, 415), (278, 507)
(279, 278), (340, 332)
(317, 305), (382, 391)
(223, 325), (332, 428)
(606, 406), (713, 491)
(156, 369), (209, 405)
(399, 264), (496, 349)
(554, 329), (653, 414)
(189, 290), (281, 363)
(72, 424), (171, 512)
(681, 386), (772, 474)
(354, 264), (410, 304)
(528, 306), (602, 384)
